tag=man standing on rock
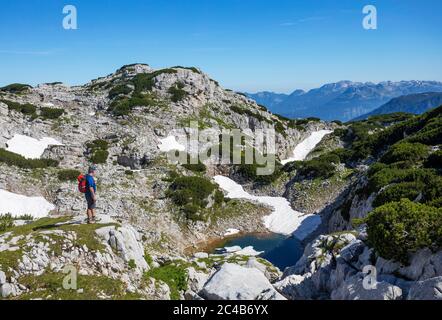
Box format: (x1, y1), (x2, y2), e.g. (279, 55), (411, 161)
(85, 165), (98, 224)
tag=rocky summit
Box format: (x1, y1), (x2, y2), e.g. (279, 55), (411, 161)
(0, 63), (441, 300)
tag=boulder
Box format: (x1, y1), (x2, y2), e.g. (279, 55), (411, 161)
(408, 277), (442, 300)
(0, 283), (14, 298)
(273, 274), (316, 300)
(0, 271), (6, 285)
(245, 257), (280, 282)
(331, 274), (402, 300)
(193, 252), (209, 259)
(187, 267), (209, 293)
(339, 240), (365, 264)
(398, 248), (433, 281)
(200, 263), (282, 300)
(96, 225), (148, 272)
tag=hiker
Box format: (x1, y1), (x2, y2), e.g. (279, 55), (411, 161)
(79, 165), (98, 224)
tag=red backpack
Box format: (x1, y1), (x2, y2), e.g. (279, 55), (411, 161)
(77, 174), (87, 193)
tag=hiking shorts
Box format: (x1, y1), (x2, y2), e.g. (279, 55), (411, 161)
(85, 194), (96, 210)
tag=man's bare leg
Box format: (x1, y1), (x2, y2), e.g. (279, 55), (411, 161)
(86, 209), (93, 223)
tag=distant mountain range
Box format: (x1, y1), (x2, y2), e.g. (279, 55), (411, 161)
(246, 91), (290, 110)
(246, 81), (442, 121)
(355, 92), (442, 120)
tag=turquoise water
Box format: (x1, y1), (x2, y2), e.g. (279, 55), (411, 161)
(220, 233), (304, 271)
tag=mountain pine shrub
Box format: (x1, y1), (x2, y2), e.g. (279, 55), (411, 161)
(57, 169), (81, 181)
(86, 139), (109, 164)
(0, 148), (58, 169)
(40, 107), (64, 120)
(380, 142), (429, 164)
(425, 150), (442, 169)
(0, 83), (31, 93)
(367, 199), (442, 264)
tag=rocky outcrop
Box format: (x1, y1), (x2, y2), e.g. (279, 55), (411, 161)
(407, 277), (442, 300)
(276, 231), (442, 300)
(200, 263), (285, 300)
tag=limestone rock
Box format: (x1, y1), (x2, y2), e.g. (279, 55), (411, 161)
(201, 263), (281, 300)
(408, 277), (442, 300)
(331, 274), (402, 300)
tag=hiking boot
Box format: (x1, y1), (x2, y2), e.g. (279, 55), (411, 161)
(92, 216), (101, 223)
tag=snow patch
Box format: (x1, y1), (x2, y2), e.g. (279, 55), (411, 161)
(224, 228), (240, 236)
(157, 135), (186, 152)
(222, 245), (263, 256)
(6, 134), (63, 159)
(281, 130), (333, 165)
(214, 176), (321, 239)
(0, 189), (55, 219)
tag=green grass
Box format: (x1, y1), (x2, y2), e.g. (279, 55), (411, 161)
(144, 262), (188, 300)
(16, 272), (142, 300)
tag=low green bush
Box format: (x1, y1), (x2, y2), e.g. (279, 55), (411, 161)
(169, 176), (215, 207)
(132, 69), (177, 93)
(0, 148), (58, 169)
(108, 93), (161, 116)
(0, 83), (31, 93)
(367, 199), (442, 264)
(1, 99), (37, 116)
(182, 155), (207, 173)
(40, 107), (64, 120)
(57, 169), (81, 181)
(373, 181), (424, 207)
(108, 84), (132, 99)
(90, 150), (109, 164)
(166, 175), (223, 221)
(87, 139), (109, 164)
(425, 150), (442, 169)
(0, 214), (14, 232)
(380, 142), (429, 165)
(368, 166), (437, 193)
(168, 82), (187, 102)
(297, 153), (340, 179)
(86, 139), (109, 151)
(236, 161), (282, 185)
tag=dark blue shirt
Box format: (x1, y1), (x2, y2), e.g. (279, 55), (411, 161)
(85, 174), (96, 196)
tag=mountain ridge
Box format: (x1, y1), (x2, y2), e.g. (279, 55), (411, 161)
(247, 80), (442, 121)
(354, 92), (442, 120)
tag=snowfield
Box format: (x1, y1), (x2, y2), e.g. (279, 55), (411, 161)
(0, 189), (55, 218)
(157, 135), (186, 152)
(6, 134), (63, 159)
(281, 130), (333, 165)
(213, 176), (321, 239)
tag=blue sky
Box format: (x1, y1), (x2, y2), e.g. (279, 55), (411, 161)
(1, 0), (441, 92)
